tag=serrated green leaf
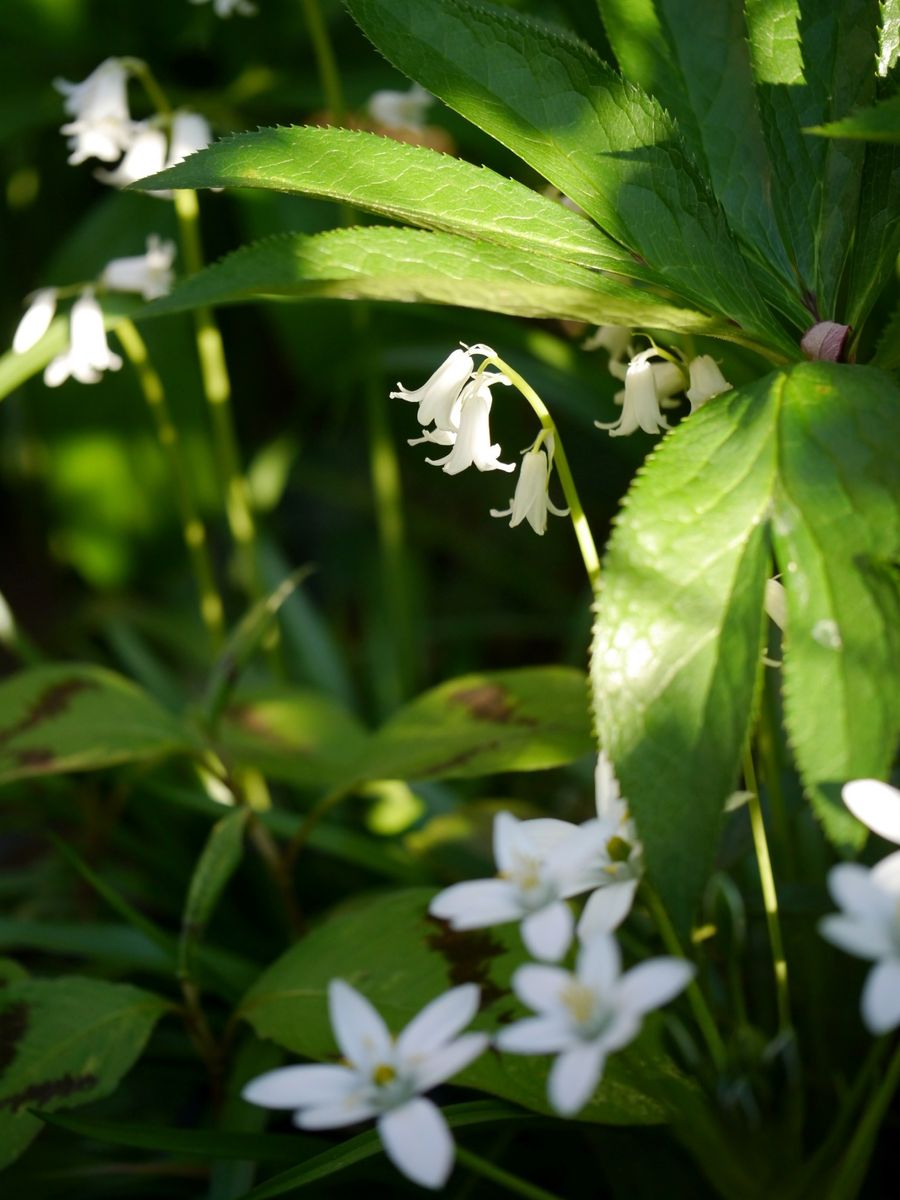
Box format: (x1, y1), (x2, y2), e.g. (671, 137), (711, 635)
(357, 666), (593, 783)
(216, 686), (370, 790)
(144, 227), (745, 345)
(0, 664), (196, 785)
(597, 0), (797, 303)
(239, 888), (695, 1126)
(0, 976), (169, 1168)
(771, 366), (900, 845)
(178, 807), (250, 982)
(879, 0), (900, 74)
(134, 125), (662, 285)
(591, 363), (900, 926)
(744, 0), (878, 317)
(235, 1102), (537, 1200)
(344, 0), (794, 353)
(809, 91), (900, 139)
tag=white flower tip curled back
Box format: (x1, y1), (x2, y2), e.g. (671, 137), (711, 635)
(489, 443), (568, 535)
(13, 289), (58, 354)
(842, 779), (900, 845)
(596, 350), (670, 438)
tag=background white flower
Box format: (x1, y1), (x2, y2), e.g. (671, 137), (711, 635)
(842, 779), (900, 845)
(55, 58), (134, 165)
(368, 83), (433, 133)
(686, 355), (732, 411)
(496, 935), (694, 1115)
(596, 350), (671, 437)
(242, 979), (488, 1190)
(820, 849), (900, 1034)
(100, 235), (176, 300)
(43, 291), (122, 387)
(12, 289), (58, 355)
(430, 810), (606, 961)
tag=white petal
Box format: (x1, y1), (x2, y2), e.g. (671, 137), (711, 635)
(168, 111), (213, 166)
(519, 817), (583, 857)
(577, 880), (638, 939)
(576, 934), (621, 992)
(413, 1032), (489, 1091)
(511, 963), (570, 1015)
(521, 902), (574, 962)
(594, 752), (622, 819)
(871, 849), (900, 893)
(328, 979), (392, 1069)
(842, 780), (900, 844)
(547, 1042), (606, 1116)
(396, 984), (480, 1059)
(13, 289), (57, 354)
(494, 1016), (572, 1054)
(377, 1098), (454, 1190)
(43, 353), (75, 388)
(819, 913), (894, 960)
(429, 879), (522, 928)
(295, 1095), (379, 1130)
(828, 862), (893, 917)
(493, 809), (521, 874)
(861, 959), (900, 1034)
(241, 1063), (357, 1109)
(617, 958), (695, 1015)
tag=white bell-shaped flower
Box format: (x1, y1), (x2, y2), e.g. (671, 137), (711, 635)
(495, 935), (694, 1115)
(43, 291), (122, 388)
(686, 355), (732, 411)
(190, 0), (257, 16)
(167, 111), (214, 166)
(243, 979), (487, 1190)
(583, 325), (633, 380)
(430, 810), (608, 961)
(425, 373), (515, 475)
(100, 235), (177, 300)
(12, 289), (58, 354)
(368, 83), (434, 133)
(95, 122), (168, 189)
(490, 440), (568, 535)
(391, 346), (480, 432)
(55, 58), (134, 165)
(820, 848), (900, 1034)
(597, 349), (671, 437)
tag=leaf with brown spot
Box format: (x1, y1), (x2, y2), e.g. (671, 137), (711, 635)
(425, 917), (505, 1008)
(0, 976), (168, 1168)
(0, 665), (196, 786)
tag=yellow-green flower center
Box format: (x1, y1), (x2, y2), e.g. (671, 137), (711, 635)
(373, 1063), (397, 1086)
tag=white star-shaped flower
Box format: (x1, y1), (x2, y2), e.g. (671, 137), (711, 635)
(842, 779), (900, 845)
(243, 980), (488, 1190)
(496, 934), (694, 1115)
(577, 753), (643, 939)
(430, 810), (607, 961)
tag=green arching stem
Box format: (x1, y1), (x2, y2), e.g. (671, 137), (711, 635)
(299, 0), (345, 124)
(743, 745), (792, 1032)
(455, 1147), (564, 1200)
(121, 58), (172, 117)
(642, 880), (728, 1072)
(479, 355), (601, 590)
(827, 1038), (900, 1198)
(115, 318), (225, 649)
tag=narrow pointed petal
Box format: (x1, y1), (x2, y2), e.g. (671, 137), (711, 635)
(242, 1064), (357, 1109)
(827, 863), (890, 916)
(429, 879), (522, 928)
(13, 289), (57, 354)
(617, 958), (694, 1015)
(521, 901), (573, 962)
(328, 979), (392, 1068)
(577, 880), (638, 939)
(493, 809), (521, 873)
(843, 780), (900, 844)
(521, 818), (584, 857)
(377, 1098), (454, 1190)
(548, 1042), (606, 1115)
(871, 849), (900, 891)
(511, 963), (571, 1014)
(495, 1015), (571, 1054)
(413, 1032), (489, 1091)
(295, 1095), (380, 1130)
(396, 984), (480, 1059)
(861, 959), (900, 1034)
(576, 933), (621, 992)
(819, 914), (894, 960)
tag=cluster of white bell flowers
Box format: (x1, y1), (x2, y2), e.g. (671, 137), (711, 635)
(393, 344), (569, 535)
(242, 754), (694, 1190)
(11, 235), (176, 387)
(588, 324), (733, 436)
(55, 58), (213, 191)
(820, 779), (900, 1034)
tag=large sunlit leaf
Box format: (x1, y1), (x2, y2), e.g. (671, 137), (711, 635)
(0, 976), (169, 1168)
(744, 0), (878, 317)
(591, 363), (900, 927)
(239, 888), (696, 1126)
(344, 0), (796, 355)
(134, 125), (663, 286)
(0, 664), (197, 785)
(143, 227), (741, 343)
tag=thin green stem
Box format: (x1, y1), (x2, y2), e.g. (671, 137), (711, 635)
(284, 782), (354, 872)
(760, 673), (796, 876)
(642, 881), (727, 1072)
(299, 0), (345, 123)
(480, 356), (601, 590)
(827, 1038), (900, 1198)
(115, 318), (224, 649)
(743, 745), (792, 1032)
(455, 1147), (564, 1200)
(121, 58), (172, 117)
